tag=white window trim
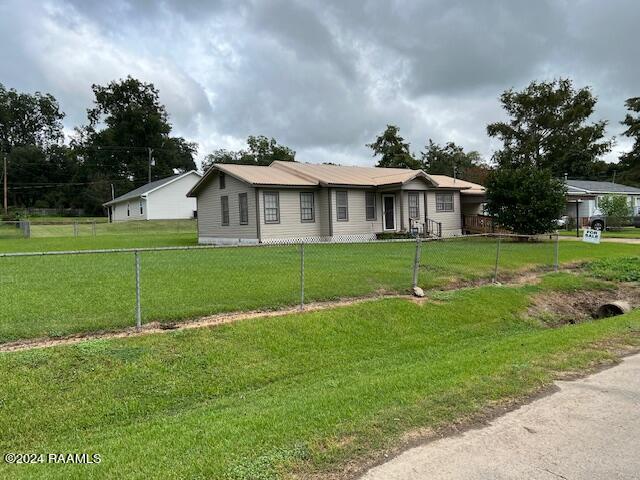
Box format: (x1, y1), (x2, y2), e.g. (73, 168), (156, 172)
(382, 194), (396, 231)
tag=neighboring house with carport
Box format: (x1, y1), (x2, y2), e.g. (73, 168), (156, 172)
(187, 161), (485, 244)
(104, 170), (202, 222)
(564, 179), (640, 225)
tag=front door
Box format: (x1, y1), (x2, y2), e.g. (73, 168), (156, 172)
(383, 194), (396, 231)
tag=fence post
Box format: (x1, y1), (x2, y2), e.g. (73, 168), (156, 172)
(92, 221), (96, 237)
(299, 242), (305, 310)
(554, 233), (559, 272)
(492, 235), (501, 283)
(412, 236), (422, 289)
(73, 222), (78, 238)
(135, 251), (142, 330)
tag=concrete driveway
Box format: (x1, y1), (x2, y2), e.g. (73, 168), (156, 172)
(360, 353), (640, 480)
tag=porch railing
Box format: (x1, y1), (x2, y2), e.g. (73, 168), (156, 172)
(462, 214), (510, 234)
(425, 217), (442, 238)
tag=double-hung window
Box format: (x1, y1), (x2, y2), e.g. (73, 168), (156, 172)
(435, 192), (454, 212)
(239, 193), (248, 225)
(264, 192), (280, 223)
(365, 192), (376, 221)
(221, 195), (229, 226)
(300, 192), (315, 222)
(336, 190), (348, 221)
(408, 192), (420, 219)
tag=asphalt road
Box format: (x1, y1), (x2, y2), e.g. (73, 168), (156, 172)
(361, 353), (640, 480)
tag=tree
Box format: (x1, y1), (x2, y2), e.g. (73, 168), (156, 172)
(367, 125), (420, 169)
(420, 139), (489, 182)
(75, 76), (197, 187)
(202, 135), (295, 170)
(487, 78), (612, 177)
(598, 194), (632, 228)
(0, 83), (65, 153)
(485, 166), (566, 235)
(618, 97), (640, 186)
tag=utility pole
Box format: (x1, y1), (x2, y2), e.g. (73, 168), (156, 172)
(3, 153), (7, 216)
(111, 183), (115, 200)
(148, 147), (154, 184)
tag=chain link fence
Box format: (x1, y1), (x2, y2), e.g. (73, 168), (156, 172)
(0, 219), (196, 239)
(0, 233), (560, 343)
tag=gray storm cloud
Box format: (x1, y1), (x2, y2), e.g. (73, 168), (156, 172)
(1, 0), (637, 165)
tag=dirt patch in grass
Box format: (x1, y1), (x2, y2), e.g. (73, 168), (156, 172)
(528, 284), (640, 327)
(0, 294), (401, 353)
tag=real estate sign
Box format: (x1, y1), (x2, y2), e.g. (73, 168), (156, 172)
(582, 228), (601, 244)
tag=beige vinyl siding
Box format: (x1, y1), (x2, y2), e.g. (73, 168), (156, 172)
(402, 178), (431, 191)
(461, 199), (484, 215)
(197, 172), (257, 240)
(330, 189), (383, 235)
(259, 189), (324, 240)
(426, 190), (462, 236)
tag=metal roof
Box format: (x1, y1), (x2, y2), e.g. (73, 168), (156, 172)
(188, 161), (486, 197)
(565, 180), (640, 195)
(104, 171), (201, 206)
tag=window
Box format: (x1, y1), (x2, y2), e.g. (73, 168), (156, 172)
(435, 192), (454, 212)
(300, 192), (315, 222)
(127, 203), (130, 217)
(219, 172), (226, 189)
(365, 192), (376, 221)
(239, 193), (248, 225)
(139, 200), (144, 215)
(221, 195), (229, 225)
(264, 192), (280, 223)
(336, 190), (348, 221)
(408, 192), (420, 219)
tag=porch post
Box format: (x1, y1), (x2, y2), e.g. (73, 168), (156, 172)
(399, 191), (405, 231)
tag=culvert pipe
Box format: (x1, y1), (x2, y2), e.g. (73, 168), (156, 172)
(595, 301), (632, 319)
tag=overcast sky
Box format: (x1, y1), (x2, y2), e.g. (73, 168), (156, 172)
(1, 0), (638, 167)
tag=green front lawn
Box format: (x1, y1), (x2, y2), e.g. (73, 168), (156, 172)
(0, 274), (638, 479)
(0, 238), (638, 343)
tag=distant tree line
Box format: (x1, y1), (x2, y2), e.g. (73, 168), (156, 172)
(1, 77), (197, 216)
(2, 75), (639, 225)
(367, 78), (640, 234)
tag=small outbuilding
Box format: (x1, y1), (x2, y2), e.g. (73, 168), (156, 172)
(104, 170), (202, 222)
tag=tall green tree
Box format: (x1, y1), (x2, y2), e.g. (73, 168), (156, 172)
(75, 76), (197, 187)
(0, 83), (65, 153)
(485, 166), (566, 235)
(618, 97), (640, 186)
(0, 83), (71, 212)
(367, 125), (420, 169)
(202, 135), (295, 170)
(487, 78), (612, 177)
(421, 139), (489, 182)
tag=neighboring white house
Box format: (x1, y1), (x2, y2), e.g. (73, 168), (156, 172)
(104, 171), (202, 222)
(187, 161), (485, 244)
(564, 179), (640, 221)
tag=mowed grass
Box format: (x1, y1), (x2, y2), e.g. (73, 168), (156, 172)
(28, 219), (196, 239)
(559, 227), (640, 239)
(0, 238), (639, 343)
(0, 274), (639, 479)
